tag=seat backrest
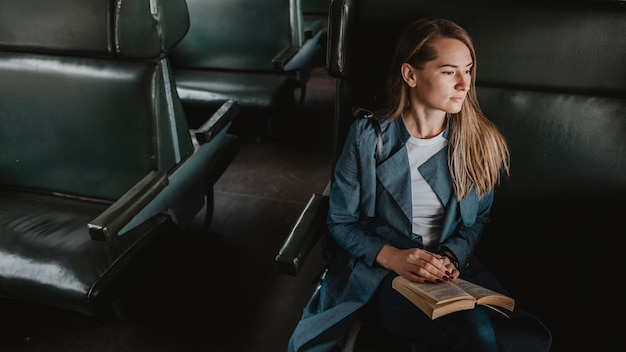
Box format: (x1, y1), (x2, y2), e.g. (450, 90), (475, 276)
(302, 0), (331, 14)
(327, 0), (626, 197)
(0, 0), (193, 201)
(171, 0), (307, 72)
(326, 1), (625, 349)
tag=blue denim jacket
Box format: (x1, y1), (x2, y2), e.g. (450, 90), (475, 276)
(289, 117), (513, 352)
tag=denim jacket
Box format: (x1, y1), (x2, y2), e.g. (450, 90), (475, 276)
(288, 117), (547, 352)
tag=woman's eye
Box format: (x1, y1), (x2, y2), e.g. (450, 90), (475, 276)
(443, 71), (454, 75)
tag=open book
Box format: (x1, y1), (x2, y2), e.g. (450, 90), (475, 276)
(392, 276), (515, 320)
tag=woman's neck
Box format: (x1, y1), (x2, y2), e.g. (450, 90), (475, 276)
(403, 111), (447, 139)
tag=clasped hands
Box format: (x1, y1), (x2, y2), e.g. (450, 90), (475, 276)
(376, 245), (459, 284)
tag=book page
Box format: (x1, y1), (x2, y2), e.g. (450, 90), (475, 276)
(483, 304), (512, 319)
(394, 276), (474, 305)
(453, 278), (515, 312)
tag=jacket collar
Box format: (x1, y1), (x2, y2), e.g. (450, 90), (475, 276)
(377, 117), (453, 222)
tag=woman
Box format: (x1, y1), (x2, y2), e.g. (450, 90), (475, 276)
(288, 18), (552, 352)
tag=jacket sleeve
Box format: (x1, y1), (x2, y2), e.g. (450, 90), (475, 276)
(327, 120), (389, 267)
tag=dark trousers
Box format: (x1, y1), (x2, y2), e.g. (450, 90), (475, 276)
(375, 272), (499, 352)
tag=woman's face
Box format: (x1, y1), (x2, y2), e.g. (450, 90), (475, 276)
(405, 37), (472, 115)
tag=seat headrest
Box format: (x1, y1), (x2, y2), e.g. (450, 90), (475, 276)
(328, 0), (626, 96)
(0, 0), (190, 60)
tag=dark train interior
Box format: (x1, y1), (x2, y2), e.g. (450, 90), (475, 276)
(0, 0), (624, 351)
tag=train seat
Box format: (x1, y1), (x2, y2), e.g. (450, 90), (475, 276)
(301, 0), (331, 42)
(170, 0), (323, 140)
(0, 0), (239, 319)
(278, 0), (626, 350)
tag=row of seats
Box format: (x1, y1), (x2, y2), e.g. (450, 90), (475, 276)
(170, 0), (327, 140)
(0, 0), (327, 320)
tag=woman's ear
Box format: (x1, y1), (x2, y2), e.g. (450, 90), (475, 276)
(401, 63), (417, 87)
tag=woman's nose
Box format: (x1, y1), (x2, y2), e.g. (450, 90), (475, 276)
(456, 75), (470, 91)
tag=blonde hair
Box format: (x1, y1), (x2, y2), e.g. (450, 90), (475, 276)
(377, 18), (510, 200)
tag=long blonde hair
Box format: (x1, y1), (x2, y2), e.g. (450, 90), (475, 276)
(377, 18), (510, 200)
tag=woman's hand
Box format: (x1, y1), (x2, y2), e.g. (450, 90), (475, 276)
(439, 249), (461, 281)
(376, 245), (452, 284)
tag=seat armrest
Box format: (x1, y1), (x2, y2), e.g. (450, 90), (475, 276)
(272, 45), (300, 70)
(194, 99), (240, 145)
(303, 18), (326, 40)
(275, 192), (330, 276)
(88, 170), (169, 242)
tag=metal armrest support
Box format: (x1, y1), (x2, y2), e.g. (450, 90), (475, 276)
(88, 170), (169, 242)
(194, 99), (239, 145)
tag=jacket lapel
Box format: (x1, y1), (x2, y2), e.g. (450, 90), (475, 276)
(419, 148), (452, 208)
(377, 117), (454, 223)
(377, 147), (412, 222)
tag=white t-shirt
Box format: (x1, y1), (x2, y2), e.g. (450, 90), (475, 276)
(406, 131), (447, 250)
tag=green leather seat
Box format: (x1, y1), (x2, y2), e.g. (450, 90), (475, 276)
(0, 0), (238, 319)
(301, 0), (330, 42)
(170, 0), (323, 140)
